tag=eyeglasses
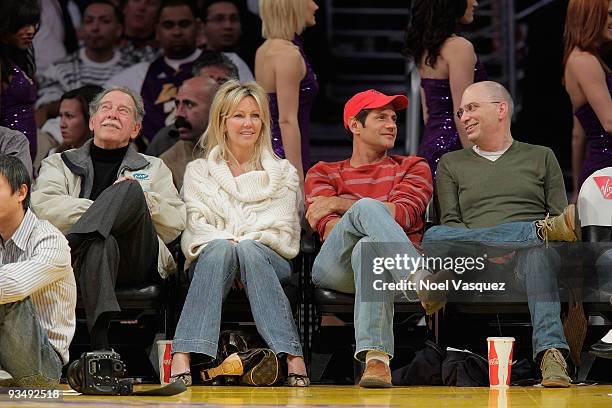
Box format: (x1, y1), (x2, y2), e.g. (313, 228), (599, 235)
(206, 14), (240, 24)
(456, 101), (503, 119)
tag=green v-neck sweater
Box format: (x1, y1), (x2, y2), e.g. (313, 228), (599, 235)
(436, 141), (568, 229)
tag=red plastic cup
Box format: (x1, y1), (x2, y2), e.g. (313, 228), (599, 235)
(156, 340), (172, 385)
(487, 337), (514, 388)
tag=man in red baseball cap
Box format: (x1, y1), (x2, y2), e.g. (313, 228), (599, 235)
(304, 89), (433, 388)
(342, 89), (409, 129)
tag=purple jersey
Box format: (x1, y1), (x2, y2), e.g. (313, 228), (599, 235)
(140, 56), (195, 149)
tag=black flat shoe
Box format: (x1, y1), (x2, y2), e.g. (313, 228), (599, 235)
(589, 340), (612, 359)
(170, 371), (192, 387)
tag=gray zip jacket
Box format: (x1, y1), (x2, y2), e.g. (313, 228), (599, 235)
(31, 139), (186, 277)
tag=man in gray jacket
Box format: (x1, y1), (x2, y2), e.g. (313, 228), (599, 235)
(0, 127), (32, 177)
(32, 87), (186, 351)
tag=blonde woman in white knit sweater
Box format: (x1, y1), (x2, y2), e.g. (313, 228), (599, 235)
(170, 80), (308, 387)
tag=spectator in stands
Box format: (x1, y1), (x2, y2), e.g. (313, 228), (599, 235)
(146, 51), (238, 156)
(33, 1), (79, 74)
(0, 0), (40, 160)
(160, 77), (219, 190)
(0, 154), (76, 388)
(171, 80), (308, 387)
(563, 0), (612, 199)
(106, 0), (201, 150)
(305, 90), (433, 388)
(199, 0), (254, 81)
(256, 0), (319, 181)
(31, 87), (185, 351)
(422, 81), (579, 387)
(193, 50), (239, 83)
(235, 0), (264, 71)
(119, 0), (162, 64)
(0, 128), (32, 177)
(403, 0), (486, 180)
(36, 1), (132, 128)
(34, 85), (103, 171)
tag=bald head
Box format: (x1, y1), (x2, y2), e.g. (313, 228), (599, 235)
(459, 81), (514, 149)
(464, 81), (514, 117)
(175, 76), (219, 142)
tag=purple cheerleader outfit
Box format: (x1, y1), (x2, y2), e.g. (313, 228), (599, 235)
(418, 59), (487, 178)
(0, 62), (37, 159)
(575, 72), (612, 188)
(268, 35), (318, 173)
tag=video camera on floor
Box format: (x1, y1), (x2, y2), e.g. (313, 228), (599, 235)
(67, 350), (133, 396)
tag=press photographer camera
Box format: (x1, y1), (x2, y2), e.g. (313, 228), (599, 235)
(67, 350), (133, 395)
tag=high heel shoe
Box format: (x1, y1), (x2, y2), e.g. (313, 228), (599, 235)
(169, 371), (192, 387)
(287, 373), (310, 387)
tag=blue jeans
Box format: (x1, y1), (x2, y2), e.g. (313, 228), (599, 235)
(172, 239), (302, 358)
(424, 222), (569, 359)
(424, 222), (538, 248)
(0, 299), (63, 387)
(312, 198), (422, 361)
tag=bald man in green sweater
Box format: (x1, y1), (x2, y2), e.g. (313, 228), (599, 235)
(422, 81), (578, 388)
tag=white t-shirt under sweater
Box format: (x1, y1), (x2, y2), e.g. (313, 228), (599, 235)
(472, 144), (511, 162)
(181, 146), (300, 266)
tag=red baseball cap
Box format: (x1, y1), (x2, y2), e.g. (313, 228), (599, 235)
(343, 89), (409, 129)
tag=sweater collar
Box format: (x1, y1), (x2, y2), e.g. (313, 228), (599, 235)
(206, 146), (297, 202)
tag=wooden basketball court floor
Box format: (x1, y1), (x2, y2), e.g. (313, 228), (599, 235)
(2, 384), (612, 407)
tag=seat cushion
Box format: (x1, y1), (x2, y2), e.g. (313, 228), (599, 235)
(115, 284), (162, 302)
(313, 288), (356, 305)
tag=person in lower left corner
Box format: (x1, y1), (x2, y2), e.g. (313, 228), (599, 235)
(0, 154), (77, 388)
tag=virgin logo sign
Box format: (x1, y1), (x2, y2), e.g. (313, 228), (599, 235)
(594, 176), (612, 200)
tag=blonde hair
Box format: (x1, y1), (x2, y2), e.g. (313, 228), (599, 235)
(199, 80), (275, 170)
(260, 0), (308, 40)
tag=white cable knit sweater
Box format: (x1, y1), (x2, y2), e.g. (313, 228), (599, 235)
(181, 146), (301, 266)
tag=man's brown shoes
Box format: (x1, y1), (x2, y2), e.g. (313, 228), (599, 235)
(358, 360), (392, 388)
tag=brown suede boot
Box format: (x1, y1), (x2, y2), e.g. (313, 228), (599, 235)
(540, 348), (571, 388)
(359, 360), (392, 388)
(535, 204), (581, 243)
